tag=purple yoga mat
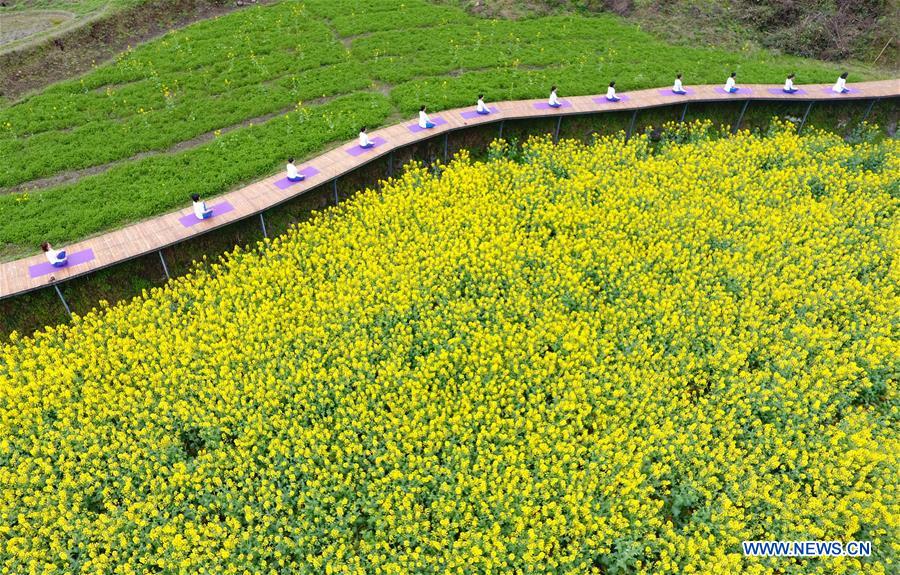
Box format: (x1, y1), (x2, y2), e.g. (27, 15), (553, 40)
(715, 87), (751, 95)
(822, 86), (856, 94)
(460, 106), (499, 119)
(178, 201), (235, 228)
(346, 136), (386, 156)
(657, 88), (694, 96)
(767, 87), (807, 95)
(534, 100), (571, 110)
(274, 166), (321, 190)
(29, 248), (95, 278)
(408, 117), (448, 133)
(593, 94), (630, 104)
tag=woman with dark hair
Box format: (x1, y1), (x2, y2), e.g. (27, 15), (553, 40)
(832, 72), (850, 93)
(783, 73), (798, 94)
(476, 94), (490, 115)
(606, 81), (621, 102)
(191, 193), (213, 220)
(673, 73), (687, 95)
(418, 105), (436, 129)
(41, 242), (68, 267)
(725, 72), (738, 93)
(359, 127), (374, 148)
(548, 86), (561, 108)
(286, 157), (305, 182)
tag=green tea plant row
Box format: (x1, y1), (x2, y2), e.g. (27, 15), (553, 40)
(0, 0), (882, 252)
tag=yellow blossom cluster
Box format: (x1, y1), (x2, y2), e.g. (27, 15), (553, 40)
(0, 123), (897, 574)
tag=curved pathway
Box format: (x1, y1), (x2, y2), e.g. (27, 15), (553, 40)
(1, 80), (898, 300)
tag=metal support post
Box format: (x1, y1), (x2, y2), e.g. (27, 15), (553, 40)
(554, 116), (562, 143)
(626, 109), (638, 141)
(861, 98), (879, 123)
(259, 212), (268, 238)
(332, 179), (339, 204)
(797, 101), (814, 134)
(680, 102), (689, 123)
(54, 284), (71, 317)
(733, 100), (750, 134)
(443, 132), (449, 162)
(158, 250), (170, 280)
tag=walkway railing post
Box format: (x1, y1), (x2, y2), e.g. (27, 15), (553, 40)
(626, 109), (638, 142)
(861, 98), (879, 123)
(733, 100), (750, 134)
(797, 101), (814, 134)
(259, 212), (268, 238)
(680, 102), (689, 123)
(332, 178), (339, 205)
(158, 250), (170, 280)
(53, 284), (71, 317)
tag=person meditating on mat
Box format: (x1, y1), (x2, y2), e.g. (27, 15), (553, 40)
(191, 193), (213, 220)
(783, 73), (799, 93)
(724, 72), (739, 93)
(606, 81), (621, 102)
(419, 105), (436, 129)
(673, 74), (687, 95)
(476, 94), (491, 115)
(548, 86), (561, 108)
(286, 157), (305, 182)
(41, 241), (67, 267)
(832, 72), (850, 93)
(359, 126), (374, 148)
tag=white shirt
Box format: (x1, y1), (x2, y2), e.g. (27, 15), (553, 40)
(674, 78), (683, 92)
(193, 200), (208, 219)
(832, 77), (846, 93)
(418, 110), (430, 128)
(606, 86), (616, 99)
(286, 162), (299, 179)
(549, 90), (559, 106)
(359, 131), (370, 147)
(477, 98), (487, 112)
(784, 78), (794, 90)
(45, 248), (65, 264)
(725, 77), (736, 91)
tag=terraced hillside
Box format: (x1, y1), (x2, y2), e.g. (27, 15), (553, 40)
(0, 0), (884, 260)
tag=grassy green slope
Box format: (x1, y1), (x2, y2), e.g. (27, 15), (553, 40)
(0, 0), (886, 255)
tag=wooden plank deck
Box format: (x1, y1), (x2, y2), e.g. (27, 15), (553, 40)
(2, 80), (898, 300)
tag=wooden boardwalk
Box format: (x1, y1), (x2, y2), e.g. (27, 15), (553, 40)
(2, 80), (898, 300)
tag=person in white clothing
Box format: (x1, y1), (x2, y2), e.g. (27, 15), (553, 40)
(191, 193), (213, 220)
(725, 72), (738, 93)
(41, 241), (67, 267)
(548, 86), (561, 108)
(606, 81), (620, 102)
(419, 105), (435, 129)
(476, 94), (490, 115)
(783, 74), (798, 93)
(359, 126), (374, 148)
(286, 157), (305, 182)
(673, 74), (687, 95)
(832, 72), (850, 93)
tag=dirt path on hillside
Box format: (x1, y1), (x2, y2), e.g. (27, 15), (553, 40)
(0, 0), (274, 102)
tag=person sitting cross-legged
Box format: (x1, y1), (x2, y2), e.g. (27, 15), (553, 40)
(418, 105), (436, 129)
(476, 94), (491, 115)
(41, 241), (67, 268)
(359, 127), (374, 148)
(783, 73), (799, 93)
(286, 157), (305, 182)
(606, 81), (621, 102)
(191, 193), (213, 220)
(832, 72), (850, 94)
(724, 72), (739, 93)
(673, 73), (687, 95)
(548, 86), (562, 108)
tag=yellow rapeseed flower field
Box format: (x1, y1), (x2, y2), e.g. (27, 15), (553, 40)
(0, 122), (897, 574)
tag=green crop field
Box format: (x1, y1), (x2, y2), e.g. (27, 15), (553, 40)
(0, 0), (887, 259)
